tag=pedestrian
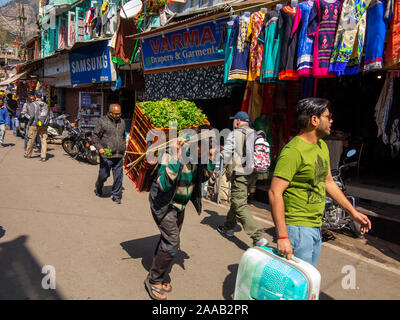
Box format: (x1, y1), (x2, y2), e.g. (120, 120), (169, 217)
(6, 93), (18, 135)
(268, 98), (371, 267)
(22, 92), (41, 151)
(145, 126), (216, 300)
(92, 104), (126, 204)
(0, 97), (9, 147)
(217, 111), (269, 247)
(25, 92), (50, 161)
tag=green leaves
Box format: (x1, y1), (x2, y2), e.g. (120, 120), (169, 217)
(139, 98), (208, 130)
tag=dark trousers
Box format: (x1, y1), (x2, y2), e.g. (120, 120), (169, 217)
(95, 156), (123, 199)
(148, 208), (185, 284)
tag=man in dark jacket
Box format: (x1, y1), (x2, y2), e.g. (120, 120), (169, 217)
(92, 104), (126, 204)
(145, 126), (216, 300)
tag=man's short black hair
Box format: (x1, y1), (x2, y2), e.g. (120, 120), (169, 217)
(295, 98), (330, 130)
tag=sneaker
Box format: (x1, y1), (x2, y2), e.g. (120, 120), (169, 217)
(40, 158), (47, 162)
(253, 237), (269, 247)
(111, 196), (121, 204)
(217, 225), (234, 238)
(24, 154), (31, 158)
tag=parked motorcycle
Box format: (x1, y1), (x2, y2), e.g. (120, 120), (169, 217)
(47, 114), (70, 142)
(16, 113), (28, 138)
(322, 149), (364, 237)
(61, 118), (98, 165)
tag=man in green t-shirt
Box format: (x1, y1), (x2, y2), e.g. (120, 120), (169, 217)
(268, 98), (371, 267)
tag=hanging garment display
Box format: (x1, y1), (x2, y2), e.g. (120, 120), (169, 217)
(384, 0), (400, 68)
(307, 0), (342, 78)
(228, 14), (251, 81)
(219, 16), (243, 85)
(364, 0), (388, 71)
(278, 6), (299, 80)
(291, 0), (315, 77)
(375, 75), (394, 144)
(329, 0), (368, 76)
(258, 10), (282, 83)
(247, 82), (264, 121)
(246, 11), (266, 81)
(385, 77), (400, 157)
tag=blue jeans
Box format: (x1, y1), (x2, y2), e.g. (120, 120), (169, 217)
(286, 225), (322, 267)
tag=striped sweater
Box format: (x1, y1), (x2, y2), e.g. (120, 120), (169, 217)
(157, 152), (216, 213)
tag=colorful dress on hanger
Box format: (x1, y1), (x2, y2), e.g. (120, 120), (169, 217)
(218, 18), (241, 84)
(291, 0), (315, 77)
(307, 0), (342, 78)
(329, 0), (369, 76)
(278, 6), (299, 80)
(258, 11), (282, 83)
(228, 15), (251, 81)
(384, 0), (400, 68)
(364, 0), (388, 71)
(246, 11), (266, 81)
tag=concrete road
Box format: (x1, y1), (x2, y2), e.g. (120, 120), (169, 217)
(0, 132), (399, 300)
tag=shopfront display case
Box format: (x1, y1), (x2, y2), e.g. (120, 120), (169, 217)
(78, 91), (104, 130)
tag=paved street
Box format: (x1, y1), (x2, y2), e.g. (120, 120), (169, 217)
(0, 131), (399, 300)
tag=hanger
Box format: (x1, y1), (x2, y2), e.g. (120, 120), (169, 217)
(243, 12), (251, 18)
(291, 0), (298, 10)
(275, 3), (283, 11)
(260, 7), (268, 13)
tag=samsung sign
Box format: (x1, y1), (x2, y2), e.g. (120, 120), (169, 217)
(69, 41), (112, 85)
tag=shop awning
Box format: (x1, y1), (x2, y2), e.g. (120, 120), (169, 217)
(0, 68), (32, 86)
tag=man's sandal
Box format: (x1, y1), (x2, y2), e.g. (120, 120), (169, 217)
(162, 282), (172, 293)
(144, 277), (166, 300)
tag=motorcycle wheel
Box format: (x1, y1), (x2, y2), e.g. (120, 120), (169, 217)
(62, 138), (79, 156)
(86, 150), (98, 165)
(350, 221), (365, 238)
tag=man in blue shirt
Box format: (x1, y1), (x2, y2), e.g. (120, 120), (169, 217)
(0, 97), (9, 147)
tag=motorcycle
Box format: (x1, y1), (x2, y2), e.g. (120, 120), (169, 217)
(16, 113), (28, 138)
(61, 118), (98, 165)
(47, 114), (70, 143)
(322, 149), (364, 237)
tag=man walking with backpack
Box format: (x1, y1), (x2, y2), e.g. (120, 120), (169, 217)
(25, 92), (50, 161)
(217, 111), (269, 247)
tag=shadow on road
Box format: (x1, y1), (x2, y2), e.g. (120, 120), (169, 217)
(120, 235), (190, 283)
(0, 235), (63, 300)
(201, 210), (249, 251)
(223, 264), (238, 300)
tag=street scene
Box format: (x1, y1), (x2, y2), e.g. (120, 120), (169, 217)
(0, 0), (400, 302)
(0, 134), (400, 300)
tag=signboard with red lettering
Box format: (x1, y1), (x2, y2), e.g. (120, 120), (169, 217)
(141, 18), (228, 72)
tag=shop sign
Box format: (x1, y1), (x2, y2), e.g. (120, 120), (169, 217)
(141, 18), (228, 72)
(69, 41), (112, 85)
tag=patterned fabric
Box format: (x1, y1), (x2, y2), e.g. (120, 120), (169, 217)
(157, 152), (215, 213)
(329, 0), (369, 76)
(384, 0), (400, 68)
(246, 11), (266, 81)
(291, 1), (314, 76)
(278, 6), (299, 80)
(228, 14), (251, 80)
(364, 0), (388, 71)
(258, 11), (281, 83)
(308, 0), (342, 78)
(144, 66), (232, 101)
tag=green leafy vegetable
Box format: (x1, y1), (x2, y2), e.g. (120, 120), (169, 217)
(139, 98), (208, 130)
